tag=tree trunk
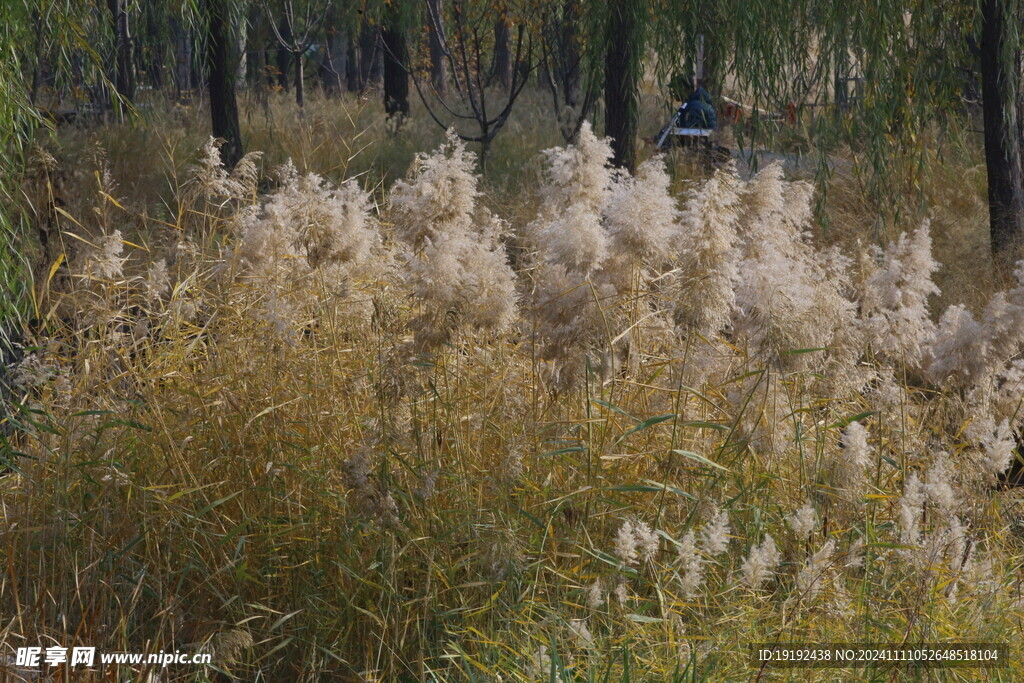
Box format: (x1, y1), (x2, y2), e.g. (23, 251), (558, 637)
(604, 0), (643, 172)
(981, 0), (1024, 255)
(254, 44), (268, 90)
(358, 20), (381, 91)
(245, 3), (264, 89)
(141, 3), (165, 90)
(346, 40), (359, 92)
(703, 31), (726, 98)
(236, 18), (248, 87)
(561, 0), (581, 108)
(107, 0), (135, 104)
(206, 0), (243, 169)
(426, 0), (446, 94)
(172, 17), (192, 97)
(295, 50), (304, 107)
(277, 18), (292, 91)
(494, 16), (512, 89)
(368, 42), (384, 87)
(382, 15), (409, 119)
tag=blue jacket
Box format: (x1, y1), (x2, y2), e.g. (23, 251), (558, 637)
(681, 87), (716, 130)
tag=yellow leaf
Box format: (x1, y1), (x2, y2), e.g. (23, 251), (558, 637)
(120, 238), (148, 252)
(54, 207), (85, 230)
(46, 253), (65, 288)
(99, 191), (125, 210)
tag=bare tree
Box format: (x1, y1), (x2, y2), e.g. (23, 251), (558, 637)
(539, 0), (597, 142)
(264, 0), (332, 108)
(412, 0), (535, 167)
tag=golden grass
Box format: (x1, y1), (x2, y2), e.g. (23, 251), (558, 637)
(2, 87), (1021, 682)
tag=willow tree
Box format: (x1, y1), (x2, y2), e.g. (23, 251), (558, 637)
(203, 0), (244, 168)
(602, 0), (645, 171)
(0, 1), (107, 452)
(106, 0), (135, 104)
(0, 7), (37, 433)
(980, 0), (1024, 254)
(655, 0), (1023, 255)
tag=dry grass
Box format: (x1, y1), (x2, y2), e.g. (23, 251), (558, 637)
(2, 87), (1022, 682)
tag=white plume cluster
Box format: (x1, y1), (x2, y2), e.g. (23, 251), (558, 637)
(741, 534), (781, 589)
(701, 507), (731, 556)
(732, 165), (856, 370)
(677, 531), (704, 598)
(84, 231), (127, 280)
(604, 157), (677, 279)
(670, 166), (742, 337)
(897, 452), (972, 572)
(675, 507), (732, 598)
(532, 122), (613, 275)
(237, 161), (378, 278)
(613, 518), (660, 566)
(928, 263), (1024, 387)
(859, 222), (940, 366)
(198, 129), (1023, 502)
(388, 130), (518, 350)
(965, 416), (1015, 477)
(788, 501), (818, 539)
(837, 421), (872, 496)
(189, 136), (260, 205)
(528, 124), (639, 390)
(795, 539), (835, 603)
(46, 122), (1024, 669)
(230, 160), (382, 338)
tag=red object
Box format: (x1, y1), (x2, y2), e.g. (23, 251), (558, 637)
(724, 102), (743, 123)
(786, 103), (798, 125)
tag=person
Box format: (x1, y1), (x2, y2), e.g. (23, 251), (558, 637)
(654, 75), (717, 149)
(679, 79), (716, 130)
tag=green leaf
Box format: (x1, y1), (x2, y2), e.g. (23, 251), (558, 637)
(640, 479), (695, 500)
(626, 614), (662, 623)
(781, 346), (828, 355)
(670, 449), (729, 472)
(513, 503), (546, 530)
(538, 446), (585, 457)
(607, 484), (664, 493)
(582, 547), (640, 577)
(111, 418), (152, 432)
(614, 413), (676, 445)
(827, 411), (876, 430)
(191, 490), (243, 519)
(677, 420), (728, 431)
(591, 397), (639, 421)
